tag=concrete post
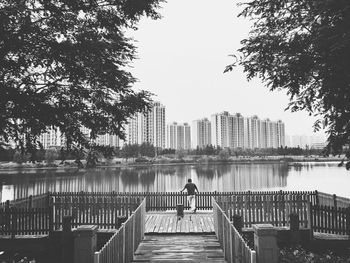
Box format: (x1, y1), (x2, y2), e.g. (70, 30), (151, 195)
(62, 216), (73, 263)
(289, 213), (301, 245)
(73, 225), (98, 263)
(253, 224), (279, 263)
(290, 213), (299, 231)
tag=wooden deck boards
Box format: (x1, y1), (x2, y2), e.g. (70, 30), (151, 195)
(132, 235), (227, 263)
(145, 212), (215, 234)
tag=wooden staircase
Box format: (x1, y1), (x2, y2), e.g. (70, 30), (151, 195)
(132, 234), (227, 263)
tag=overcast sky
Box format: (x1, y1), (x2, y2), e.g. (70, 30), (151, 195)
(128, 0), (325, 137)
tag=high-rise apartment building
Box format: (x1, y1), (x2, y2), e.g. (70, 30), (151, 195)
(192, 118), (211, 149)
(166, 122), (191, 150)
(211, 111), (231, 148)
(38, 125), (121, 149)
(38, 128), (62, 149)
(125, 101), (166, 148)
(211, 112), (246, 149)
(183, 123), (191, 150)
(276, 120), (285, 148)
(125, 114), (142, 145)
(95, 134), (120, 147)
(211, 112), (285, 149)
(152, 102), (166, 148)
(232, 113), (244, 148)
(250, 116), (261, 149)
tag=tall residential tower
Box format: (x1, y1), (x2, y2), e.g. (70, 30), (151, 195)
(192, 118), (211, 149)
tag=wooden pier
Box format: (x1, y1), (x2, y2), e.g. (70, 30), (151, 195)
(1, 191), (349, 263)
(132, 235), (226, 263)
(145, 211), (215, 234)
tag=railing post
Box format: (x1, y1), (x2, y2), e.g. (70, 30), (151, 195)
(253, 224), (278, 263)
(307, 202), (314, 239)
(48, 196), (54, 235)
(28, 195), (33, 209)
(333, 194), (337, 208)
(122, 223), (126, 263)
(47, 191), (52, 208)
(222, 212), (226, 253)
(346, 207), (350, 238)
(11, 207), (16, 239)
(229, 222), (233, 263)
(315, 190), (319, 206)
(132, 211), (135, 255)
(5, 200), (10, 235)
(93, 252), (99, 263)
(73, 225), (98, 263)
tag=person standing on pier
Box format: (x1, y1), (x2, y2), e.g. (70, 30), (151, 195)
(180, 178), (199, 213)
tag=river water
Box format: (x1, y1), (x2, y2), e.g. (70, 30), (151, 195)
(0, 161), (349, 201)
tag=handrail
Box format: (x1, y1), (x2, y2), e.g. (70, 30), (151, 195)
(316, 191), (350, 208)
(213, 197), (256, 263)
(217, 191), (313, 229)
(94, 198), (146, 263)
(49, 190), (319, 211)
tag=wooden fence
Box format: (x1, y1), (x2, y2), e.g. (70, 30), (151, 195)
(216, 191), (314, 228)
(0, 206), (52, 237)
(316, 191), (350, 208)
(2, 190), (349, 237)
(0, 194), (49, 209)
(311, 204), (350, 235)
(144, 191), (237, 210)
(50, 191), (238, 211)
(213, 198), (256, 263)
(94, 199), (146, 263)
(51, 193), (141, 230)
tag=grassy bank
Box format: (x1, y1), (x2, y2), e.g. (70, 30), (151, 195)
(0, 155), (344, 170)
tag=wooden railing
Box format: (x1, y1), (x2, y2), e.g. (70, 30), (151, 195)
(50, 191), (237, 211)
(217, 191), (314, 228)
(145, 191), (236, 210)
(51, 193), (141, 230)
(3, 190), (320, 212)
(94, 199), (146, 263)
(316, 191), (350, 208)
(213, 198), (256, 263)
(0, 194), (49, 209)
(311, 204), (350, 235)
(2, 190), (349, 238)
(0, 206), (52, 237)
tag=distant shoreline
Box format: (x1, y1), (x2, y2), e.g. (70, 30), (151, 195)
(0, 156), (343, 171)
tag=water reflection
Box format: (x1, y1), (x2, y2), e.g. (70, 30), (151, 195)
(1, 162), (348, 201)
(0, 163), (291, 200)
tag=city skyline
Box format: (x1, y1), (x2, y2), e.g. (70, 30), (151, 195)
(37, 100), (325, 150)
(128, 0), (326, 138)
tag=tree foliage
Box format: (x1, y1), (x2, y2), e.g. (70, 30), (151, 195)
(45, 148), (58, 164)
(0, 0), (163, 150)
(120, 143), (138, 160)
(139, 142), (155, 157)
(226, 0), (350, 167)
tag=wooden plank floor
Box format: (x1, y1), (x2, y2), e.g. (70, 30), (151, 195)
(145, 212), (215, 234)
(132, 235), (227, 263)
